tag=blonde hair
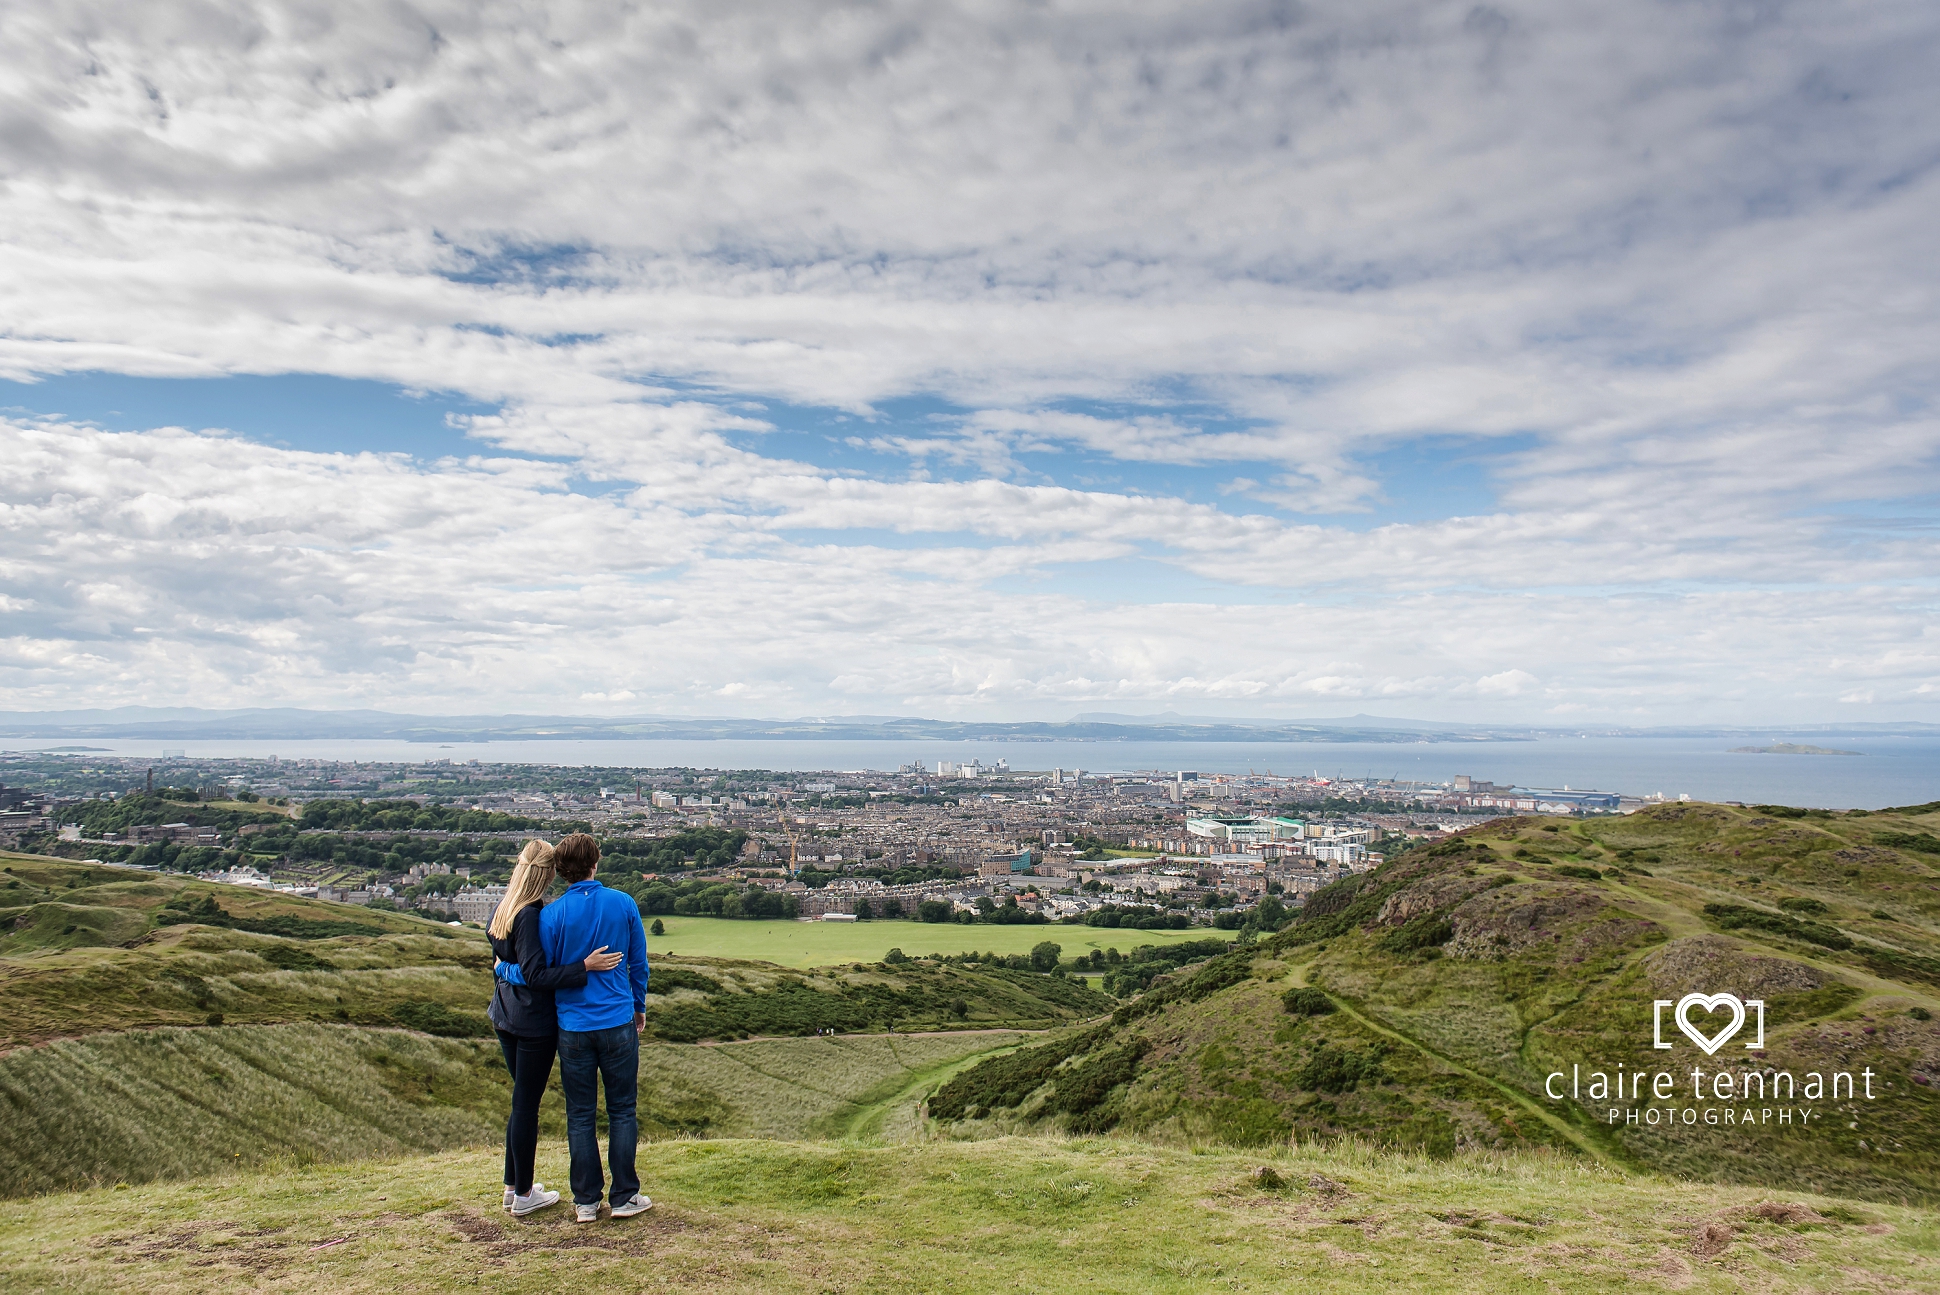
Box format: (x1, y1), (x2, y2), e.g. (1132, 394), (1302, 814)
(488, 839), (556, 939)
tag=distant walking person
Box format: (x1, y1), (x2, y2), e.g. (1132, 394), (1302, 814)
(486, 840), (623, 1217)
(541, 832), (652, 1223)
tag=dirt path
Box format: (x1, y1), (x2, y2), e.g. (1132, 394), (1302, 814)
(826, 1036), (1032, 1141)
(1287, 958), (1619, 1168)
(694, 1026), (1047, 1048)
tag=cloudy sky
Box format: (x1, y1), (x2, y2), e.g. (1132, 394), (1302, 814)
(3, 1), (1937, 723)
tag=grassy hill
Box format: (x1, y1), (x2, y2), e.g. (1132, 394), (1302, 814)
(0, 851), (1104, 1198)
(0, 1024), (1026, 1198)
(0, 853), (1110, 1047)
(3, 1138), (1934, 1292)
(4, 810), (1940, 1287)
(929, 802), (1940, 1203)
(0, 853), (449, 957)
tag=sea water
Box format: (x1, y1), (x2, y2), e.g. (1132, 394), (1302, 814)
(11, 735), (1938, 809)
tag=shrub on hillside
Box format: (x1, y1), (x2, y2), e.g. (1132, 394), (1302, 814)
(1857, 947), (1940, 989)
(1042, 1038), (1149, 1133)
(645, 967), (722, 995)
(1378, 915), (1454, 954)
(927, 1027), (1108, 1120)
(1295, 1044), (1387, 1094)
(1778, 896), (1829, 914)
(1702, 902), (1850, 950)
(1874, 832), (1940, 855)
(1282, 987), (1334, 1016)
(1301, 876), (1363, 920)
(1181, 951), (1254, 1001)
(258, 944), (335, 972)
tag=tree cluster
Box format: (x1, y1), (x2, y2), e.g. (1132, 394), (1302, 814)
(298, 798), (551, 835)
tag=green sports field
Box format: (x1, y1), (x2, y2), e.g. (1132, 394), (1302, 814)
(647, 915), (1222, 967)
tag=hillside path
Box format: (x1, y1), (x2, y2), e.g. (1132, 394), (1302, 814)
(825, 1036), (1034, 1140)
(694, 1027), (1047, 1047)
(1288, 958), (1619, 1168)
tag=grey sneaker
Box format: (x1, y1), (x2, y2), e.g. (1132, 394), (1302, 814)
(503, 1187), (514, 1209)
(610, 1192), (652, 1219)
(510, 1186), (559, 1217)
(575, 1202), (601, 1224)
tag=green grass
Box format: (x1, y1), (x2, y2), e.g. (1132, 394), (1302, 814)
(649, 914), (1215, 966)
(0, 854), (1113, 1048)
(0, 852), (455, 956)
(3, 1137), (1934, 1292)
(0, 1022), (1029, 1197)
(931, 803), (1940, 1203)
(0, 925), (502, 1048)
(0, 927), (1098, 1048)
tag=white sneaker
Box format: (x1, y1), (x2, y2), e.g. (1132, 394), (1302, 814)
(575, 1202), (601, 1224)
(503, 1187), (515, 1209)
(510, 1186), (559, 1217)
(610, 1193), (652, 1218)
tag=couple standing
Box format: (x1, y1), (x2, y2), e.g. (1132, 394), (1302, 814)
(485, 832), (652, 1222)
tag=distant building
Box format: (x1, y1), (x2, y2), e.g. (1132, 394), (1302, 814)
(1185, 815), (1304, 846)
(209, 864), (274, 888)
(452, 884), (508, 925)
(128, 822), (197, 844)
(977, 848), (1034, 877)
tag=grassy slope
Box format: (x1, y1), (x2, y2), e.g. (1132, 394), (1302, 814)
(649, 913), (1211, 965)
(0, 854), (1109, 1047)
(0, 1023), (1028, 1198)
(3, 1138), (1935, 1293)
(941, 803), (1940, 1203)
(0, 852), (450, 958)
(0, 929), (1099, 1048)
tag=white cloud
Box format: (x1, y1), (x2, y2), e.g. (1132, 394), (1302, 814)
(1473, 670), (1539, 698)
(1, 2), (1937, 720)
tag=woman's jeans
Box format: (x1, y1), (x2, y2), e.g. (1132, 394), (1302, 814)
(557, 1022), (640, 1207)
(496, 1029), (558, 1195)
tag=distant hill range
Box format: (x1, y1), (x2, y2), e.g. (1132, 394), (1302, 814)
(3, 706), (1938, 744)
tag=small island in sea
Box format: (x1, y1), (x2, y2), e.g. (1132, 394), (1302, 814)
(1729, 742), (1863, 755)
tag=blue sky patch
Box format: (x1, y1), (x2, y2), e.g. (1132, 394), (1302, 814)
(1, 372), (499, 459)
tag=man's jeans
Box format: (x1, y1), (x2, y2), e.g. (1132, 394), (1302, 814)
(557, 1022), (640, 1207)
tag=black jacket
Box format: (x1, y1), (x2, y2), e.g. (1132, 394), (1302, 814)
(486, 900), (587, 1037)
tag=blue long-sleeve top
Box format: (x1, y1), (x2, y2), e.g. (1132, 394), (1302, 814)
(537, 879), (649, 1032)
(486, 900), (586, 1037)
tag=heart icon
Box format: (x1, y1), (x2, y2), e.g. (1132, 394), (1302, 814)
(1675, 992), (1745, 1055)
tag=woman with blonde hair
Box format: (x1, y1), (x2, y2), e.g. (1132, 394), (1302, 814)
(487, 839), (622, 1217)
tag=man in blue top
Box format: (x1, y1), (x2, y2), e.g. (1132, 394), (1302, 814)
(540, 833), (652, 1222)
